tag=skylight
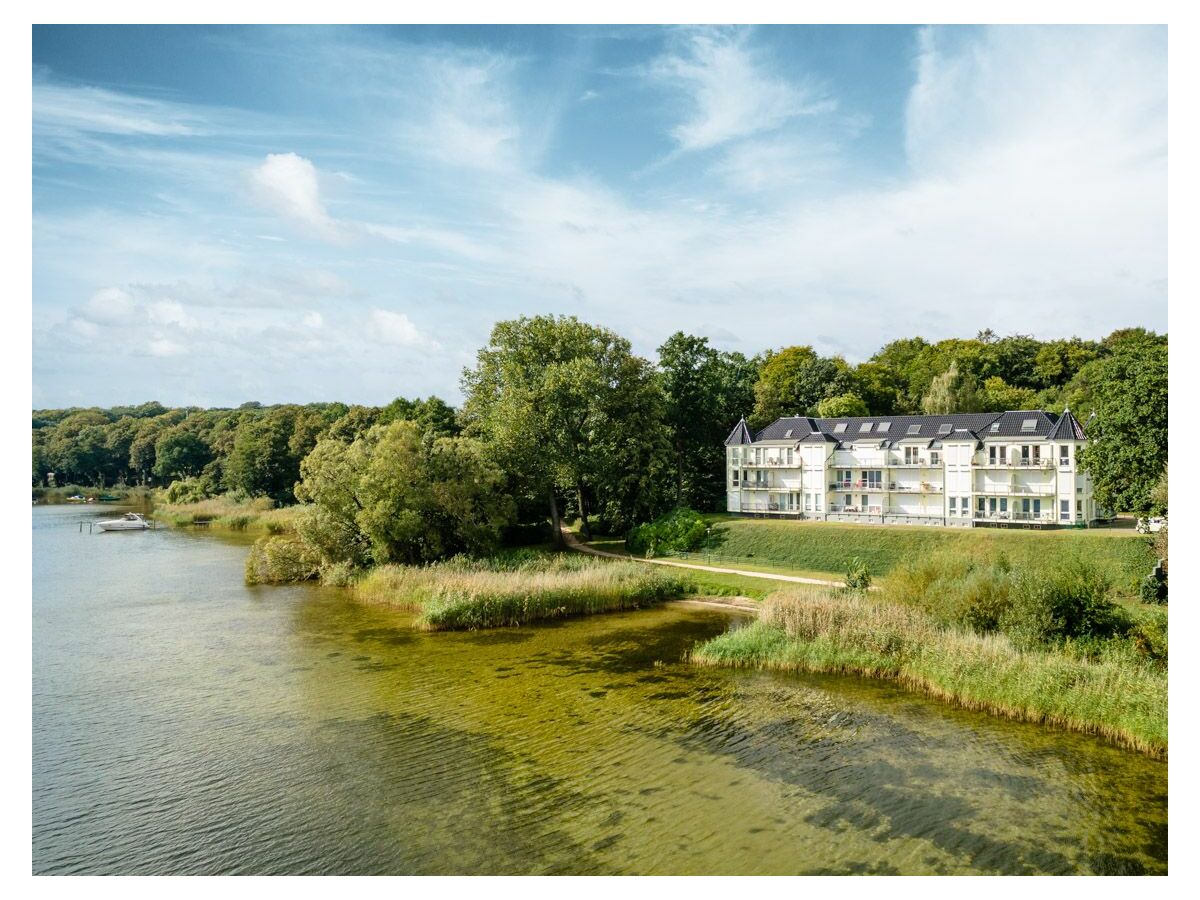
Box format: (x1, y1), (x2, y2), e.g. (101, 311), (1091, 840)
(906, 424), (921, 435)
(784, 429), (793, 438)
(833, 423), (846, 434)
(1021, 418), (1038, 432)
(859, 422), (872, 433)
(877, 421), (891, 432)
(937, 423), (953, 435)
(990, 422), (1001, 433)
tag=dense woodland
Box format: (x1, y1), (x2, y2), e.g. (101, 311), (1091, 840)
(33, 320), (1168, 558)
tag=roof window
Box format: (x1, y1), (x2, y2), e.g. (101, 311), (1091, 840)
(784, 429), (793, 438)
(1021, 418), (1037, 432)
(990, 422), (1001, 433)
(937, 423), (953, 435)
(833, 423), (847, 434)
(906, 424), (921, 435)
(858, 422), (872, 433)
(877, 421), (891, 432)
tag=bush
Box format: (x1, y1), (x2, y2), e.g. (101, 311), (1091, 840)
(1000, 561), (1130, 650)
(245, 535), (320, 585)
(164, 476), (217, 504)
(626, 508), (708, 558)
(1129, 607), (1168, 665)
(844, 557), (872, 593)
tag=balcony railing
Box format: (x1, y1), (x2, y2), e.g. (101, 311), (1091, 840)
(974, 511), (1055, 522)
(974, 458), (1054, 469)
(973, 484), (1057, 496)
(828, 504), (884, 515)
(831, 481), (944, 493)
(830, 481), (885, 491)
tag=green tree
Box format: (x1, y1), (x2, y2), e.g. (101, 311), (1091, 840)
(153, 429), (211, 481)
(751, 346), (854, 427)
(816, 393), (870, 418)
(657, 332), (758, 510)
(461, 315), (670, 542)
(979, 376), (1039, 412)
(1078, 339), (1168, 513)
(921, 361), (984, 414)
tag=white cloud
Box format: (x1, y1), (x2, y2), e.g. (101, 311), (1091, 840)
(249, 152), (343, 240)
(369, 309), (436, 348)
(148, 336), (187, 357)
(653, 28), (836, 152)
(303, 311), (324, 329)
(33, 82), (207, 136)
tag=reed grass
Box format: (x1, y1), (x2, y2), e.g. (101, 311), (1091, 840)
(155, 496), (300, 534)
(355, 554), (691, 630)
(690, 588), (1167, 757)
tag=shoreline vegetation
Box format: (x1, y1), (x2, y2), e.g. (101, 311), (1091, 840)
(690, 590), (1167, 758)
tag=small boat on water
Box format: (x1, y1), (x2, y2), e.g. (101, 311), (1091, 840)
(97, 512), (151, 532)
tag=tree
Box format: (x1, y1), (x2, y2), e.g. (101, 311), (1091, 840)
(1078, 340), (1168, 513)
(657, 332), (758, 511)
(751, 346), (853, 427)
(295, 421), (514, 566)
(461, 315), (670, 542)
(153, 429), (211, 481)
(921, 361), (984, 414)
(816, 393), (870, 418)
(979, 376), (1038, 412)
(848, 361), (906, 414)
(224, 412), (295, 499)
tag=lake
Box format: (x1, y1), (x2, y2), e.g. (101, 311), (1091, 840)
(32, 504), (1167, 874)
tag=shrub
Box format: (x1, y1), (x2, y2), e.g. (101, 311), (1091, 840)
(164, 476), (217, 504)
(844, 557), (872, 593)
(1129, 607), (1168, 665)
(999, 561), (1130, 649)
(318, 560), (358, 587)
(626, 508), (708, 558)
(245, 536), (320, 585)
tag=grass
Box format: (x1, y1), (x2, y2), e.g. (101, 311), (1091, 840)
(693, 515), (1156, 595)
(154, 496), (301, 535)
(354, 553), (693, 630)
(690, 588), (1167, 757)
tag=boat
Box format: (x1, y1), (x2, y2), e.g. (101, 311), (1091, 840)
(96, 512), (151, 532)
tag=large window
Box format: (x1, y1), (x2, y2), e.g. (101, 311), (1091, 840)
(949, 497), (957, 512)
(1059, 445), (1070, 466)
(930, 450), (940, 465)
(786, 448), (794, 465)
(1061, 500), (1070, 521)
(865, 470), (882, 488)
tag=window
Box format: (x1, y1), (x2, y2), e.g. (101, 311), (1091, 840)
(978, 497), (986, 513)
(804, 493), (812, 511)
(938, 423), (953, 435)
(1060, 499), (1070, 521)
(1077, 500), (1083, 516)
(1021, 445), (1030, 462)
(877, 422), (891, 432)
(998, 445), (1007, 463)
(815, 493), (822, 512)
(784, 429), (793, 438)
(989, 445), (997, 463)
(907, 424), (921, 435)
(1021, 418), (1038, 432)
(999, 498), (1008, 513)
(786, 448), (794, 465)
(1021, 499), (1031, 515)
(865, 470), (882, 488)
(990, 421), (1001, 433)
(731, 447), (741, 465)
(961, 498), (970, 516)
(861, 494), (869, 509)
(833, 423), (847, 434)
(732, 470), (739, 486)
(1032, 445), (1041, 462)
(949, 497), (957, 512)
(1033, 499), (1041, 516)
(930, 450), (940, 465)
(1059, 445), (1069, 465)
(844, 494), (852, 508)
(859, 422), (873, 433)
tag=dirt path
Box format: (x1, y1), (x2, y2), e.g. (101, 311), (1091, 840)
(560, 527), (846, 588)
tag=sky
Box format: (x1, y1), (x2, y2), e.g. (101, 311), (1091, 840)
(32, 24), (1167, 409)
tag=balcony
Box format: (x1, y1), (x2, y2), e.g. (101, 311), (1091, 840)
(830, 481), (885, 491)
(737, 457), (797, 467)
(830, 481), (943, 493)
(974, 458), (1054, 469)
(828, 504), (884, 515)
(974, 511), (1055, 522)
(974, 484), (1056, 496)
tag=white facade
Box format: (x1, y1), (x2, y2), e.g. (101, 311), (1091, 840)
(725, 411), (1096, 528)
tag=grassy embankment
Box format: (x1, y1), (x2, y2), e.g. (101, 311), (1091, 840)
(153, 496), (302, 535)
(665, 516), (1156, 596)
(352, 553), (691, 630)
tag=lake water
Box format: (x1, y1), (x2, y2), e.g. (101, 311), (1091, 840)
(32, 504), (1167, 874)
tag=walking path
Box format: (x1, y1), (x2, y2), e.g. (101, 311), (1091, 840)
(560, 527), (846, 588)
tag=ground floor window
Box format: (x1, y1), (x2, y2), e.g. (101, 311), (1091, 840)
(804, 493), (812, 511)
(815, 493), (822, 512)
(1060, 499), (1070, 521)
(949, 497), (957, 512)
(960, 497), (970, 516)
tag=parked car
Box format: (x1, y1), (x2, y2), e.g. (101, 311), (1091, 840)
(1136, 516), (1167, 534)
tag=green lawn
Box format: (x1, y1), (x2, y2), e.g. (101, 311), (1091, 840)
(686, 516), (1155, 596)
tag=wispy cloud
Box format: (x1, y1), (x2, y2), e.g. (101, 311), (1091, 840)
(248, 152), (345, 241)
(33, 81), (209, 136)
(652, 27), (836, 153)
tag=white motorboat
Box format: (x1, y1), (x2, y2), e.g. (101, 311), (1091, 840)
(97, 512), (151, 532)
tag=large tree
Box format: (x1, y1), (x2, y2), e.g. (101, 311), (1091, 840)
(460, 315), (670, 542)
(657, 332), (758, 510)
(1078, 337), (1168, 513)
(751, 346), (854, 427)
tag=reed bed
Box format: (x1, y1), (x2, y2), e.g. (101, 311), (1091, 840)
(690, 588), (1167, 757)
(156, 496), (300, 534)
(355, 555), (691, 630)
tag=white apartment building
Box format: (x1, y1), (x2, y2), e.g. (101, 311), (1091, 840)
(725, 409), (1096, 528)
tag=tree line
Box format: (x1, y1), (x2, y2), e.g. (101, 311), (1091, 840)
(33, 318), (1168, 551)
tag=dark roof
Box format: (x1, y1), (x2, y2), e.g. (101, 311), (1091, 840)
(739, 410), (1081, 445)
(724, 417), (753, 446)
(1047, 408), (1088, 440)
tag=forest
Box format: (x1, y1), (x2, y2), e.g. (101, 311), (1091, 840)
(32, 320), (1168, 553)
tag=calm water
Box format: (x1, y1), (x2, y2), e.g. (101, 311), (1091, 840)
(32, 504), (1167, 874)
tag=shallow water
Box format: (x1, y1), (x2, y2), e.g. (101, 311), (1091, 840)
(32, 504), (1167, 874)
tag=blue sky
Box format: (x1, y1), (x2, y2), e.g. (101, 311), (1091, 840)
(32, 25), (1167, 408)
